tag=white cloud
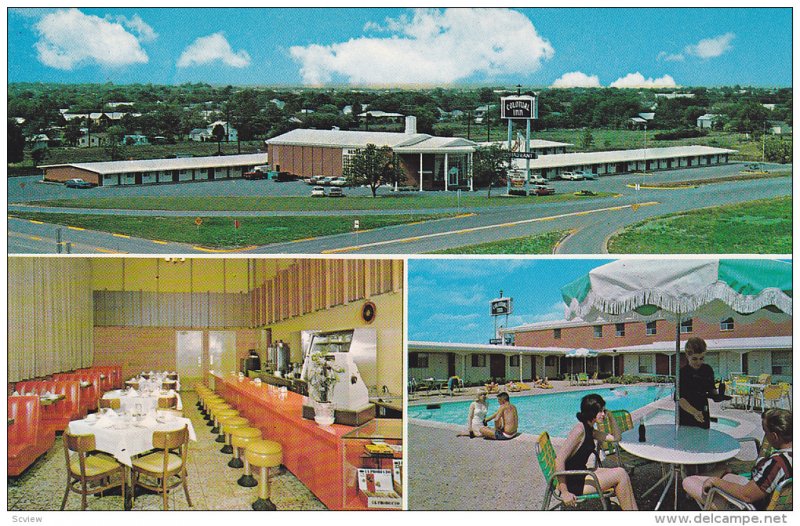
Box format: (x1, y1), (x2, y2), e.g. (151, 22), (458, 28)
(657, 51), (685, 62)
(177, 33), (251, 68)
(112, 14), (158, 43)
(34, 8), (148, 70)
(685, 33), (735, 59)
(610, 72), (677, 89)
(290, 8), (555, 86)
(552, 71), (601, 88)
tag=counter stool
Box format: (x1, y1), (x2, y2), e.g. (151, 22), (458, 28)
(207, 402), (232, 429)
(229, 427), (262, 480)
(220, 416), (249, 454)
(213, 408), (240, 441)
(245, 440), (283, 511)
(203, 397), (224, 420)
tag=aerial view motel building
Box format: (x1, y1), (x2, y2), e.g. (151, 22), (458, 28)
(408, 315), (791, 385)
(41, 153), (267, 187)
(511, 145), (737, 180)
(266, 117), (479, 191)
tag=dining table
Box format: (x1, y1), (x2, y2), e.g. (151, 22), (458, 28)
(618, 424), (740, 510)
(68, 410), (196, 509)
(103, 388), (183, 412)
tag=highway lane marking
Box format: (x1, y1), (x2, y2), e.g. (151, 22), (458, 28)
(626, 184), (695, 190)
(29, 220), (44, 224)
(112, 233), (131, 238)
(321, 201), (660, 254)
(8, 232), (125, 253)
(96, 248), (126, 254)
(68, 226), (85, 231)
(191, 245), (258, 253)
(152, 240), (168, 245)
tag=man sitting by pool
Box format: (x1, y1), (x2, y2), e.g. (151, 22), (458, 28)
(480, 392), (518, 440)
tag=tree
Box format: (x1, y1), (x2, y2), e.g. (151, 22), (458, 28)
(105, 125), (126, 160)
(30, 145), (48, 167)
(63, 119), (83, 147)
(8, 119), (25, 163)
(580, 128), (594, 151)
(212, 123), (226, 155)
(473, 144), (510, 198)
(764, 137), (792, 164)
(343, 144), (401, 197)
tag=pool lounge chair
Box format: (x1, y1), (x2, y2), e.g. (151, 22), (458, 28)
(703, 478), (792, 511)
(596, 409), (652, 475)
(536, 431), (616, 510)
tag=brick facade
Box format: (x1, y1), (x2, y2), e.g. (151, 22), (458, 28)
(43, 166), (101, 185)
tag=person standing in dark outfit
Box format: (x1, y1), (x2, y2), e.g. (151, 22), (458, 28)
(679, 337), (717, 428)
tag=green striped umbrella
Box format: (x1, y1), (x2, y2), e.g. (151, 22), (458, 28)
(561, 259), (792, 427)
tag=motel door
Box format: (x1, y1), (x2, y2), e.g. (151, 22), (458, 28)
(208, 331), (237, 378)
(447, 353), (456, 378)
(176, 331), (203, 391)
(489, 354), (506, 380)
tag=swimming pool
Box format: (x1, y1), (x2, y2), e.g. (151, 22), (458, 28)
(408, 385), (674, 437)
(645, 408), (740, 430)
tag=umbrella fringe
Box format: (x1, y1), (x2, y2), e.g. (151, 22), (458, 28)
(567, 283), (792, 320)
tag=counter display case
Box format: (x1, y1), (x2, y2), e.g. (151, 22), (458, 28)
(342, 418), (403, 510)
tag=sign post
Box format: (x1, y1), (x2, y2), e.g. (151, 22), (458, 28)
(354, 219), (360, 244)
(501, 94), (538, 196)
(489, 291), (513, 344)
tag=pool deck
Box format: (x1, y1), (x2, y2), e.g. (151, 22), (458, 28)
(408, 380), (768, 511)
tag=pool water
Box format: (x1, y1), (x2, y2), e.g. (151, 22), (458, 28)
(409, 385), (674, 437)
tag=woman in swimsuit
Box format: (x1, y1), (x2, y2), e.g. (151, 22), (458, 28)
(457, 392), (488, 438)
(555, 394), (638, 510)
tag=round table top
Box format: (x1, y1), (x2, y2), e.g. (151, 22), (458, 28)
(619, 424), (740, 465)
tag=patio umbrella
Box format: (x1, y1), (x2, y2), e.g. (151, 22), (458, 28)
(566, 347), (598, 373)
(561, 259), (792, 428)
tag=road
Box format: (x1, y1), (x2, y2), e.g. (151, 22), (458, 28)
(7, 162), (791, 254)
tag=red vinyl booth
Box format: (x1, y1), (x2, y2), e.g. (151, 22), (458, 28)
(53, 372), (103, 417)
(41, 380), (82, 434)
(8, 395), (55, 476)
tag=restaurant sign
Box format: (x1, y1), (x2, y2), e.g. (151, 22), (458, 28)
(501, 96), (538, 120)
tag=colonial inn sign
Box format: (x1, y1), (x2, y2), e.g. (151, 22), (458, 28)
(500, 95), (538, 120)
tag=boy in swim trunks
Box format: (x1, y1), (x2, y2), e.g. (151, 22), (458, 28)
(480, 392), (518, 440)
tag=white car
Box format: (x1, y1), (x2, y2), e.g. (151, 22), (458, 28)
(529, 174), (548, 184)
(319, 176), (334, 186)
(560, 171), (584, 180)
(573, 170), (597, 180)
(329, 177), (348, 187)
(310, 186), (326, 197)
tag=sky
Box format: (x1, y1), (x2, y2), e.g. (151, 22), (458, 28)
(408, 258), (613, 344)
(6, 7), (793, 87)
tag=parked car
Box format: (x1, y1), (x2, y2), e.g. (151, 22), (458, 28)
(328, 187), (344, 197)
(532, 185), (556, 196)
(529, 174), (548, 184)
(64, 178), (95, 189)
(243, 169), (267, 180)
(319, 176), (334, 186)
(574, 190), (598, 196)
(310, 186), (326, 197)
(274, 171), (296, 182)
(560, 171), (584, 180)
(573, 170), (597, 180)
(329, 177), (348, 187)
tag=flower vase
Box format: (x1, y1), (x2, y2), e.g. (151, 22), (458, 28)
(314, 400), (335, 426)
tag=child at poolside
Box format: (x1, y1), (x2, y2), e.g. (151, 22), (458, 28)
(682, 408), (792, 510)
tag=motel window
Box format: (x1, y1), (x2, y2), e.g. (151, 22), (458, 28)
(553, 328), (561, 339)
(510, 355), (520, 367)
(615, 323), (625, 337)
(471, 354), (486, 368)
(646, 321), (657, 336)
(545, 356), (557, 366)
(720, 318), (735, 331)
(680, 319), (693, 334)
(638, 355), (654, 374)
(409, 352), (428, 369)
(593, 325), (603, 338)
(772, 351), (791, 377)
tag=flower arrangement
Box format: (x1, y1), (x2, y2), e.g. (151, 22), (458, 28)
(308, 352), (344, 403)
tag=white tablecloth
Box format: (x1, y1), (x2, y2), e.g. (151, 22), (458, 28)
(68, 413), (196, 467)
(103, 389), (183, 412)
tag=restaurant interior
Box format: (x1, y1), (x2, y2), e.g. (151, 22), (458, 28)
(7, 256), (404, 511)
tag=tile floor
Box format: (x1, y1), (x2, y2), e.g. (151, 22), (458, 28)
(7, 391), (327, 511)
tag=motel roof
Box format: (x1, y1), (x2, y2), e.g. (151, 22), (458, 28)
(40, 153), (267, 175)
(408, 336), (791, 356)
(477, 139), (573, 149)
(266, 129), (477, 153)
(510, 145), (737, 170)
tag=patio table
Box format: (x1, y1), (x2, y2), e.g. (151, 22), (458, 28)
(618, 424), (739, 510)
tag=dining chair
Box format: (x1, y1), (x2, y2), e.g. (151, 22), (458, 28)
(131, 425), (192, 510)
(157, 396), (178, 410)
(98, 398), (121, 411)
(760, 385), (784, 411)
(61, 431), (125, 510)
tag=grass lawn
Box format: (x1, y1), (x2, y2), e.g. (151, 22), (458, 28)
(30, 192), (617, 211)
(607, 196), (791, 254)
(9, 211), (454, 249)
(432, 229), (571, 254)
